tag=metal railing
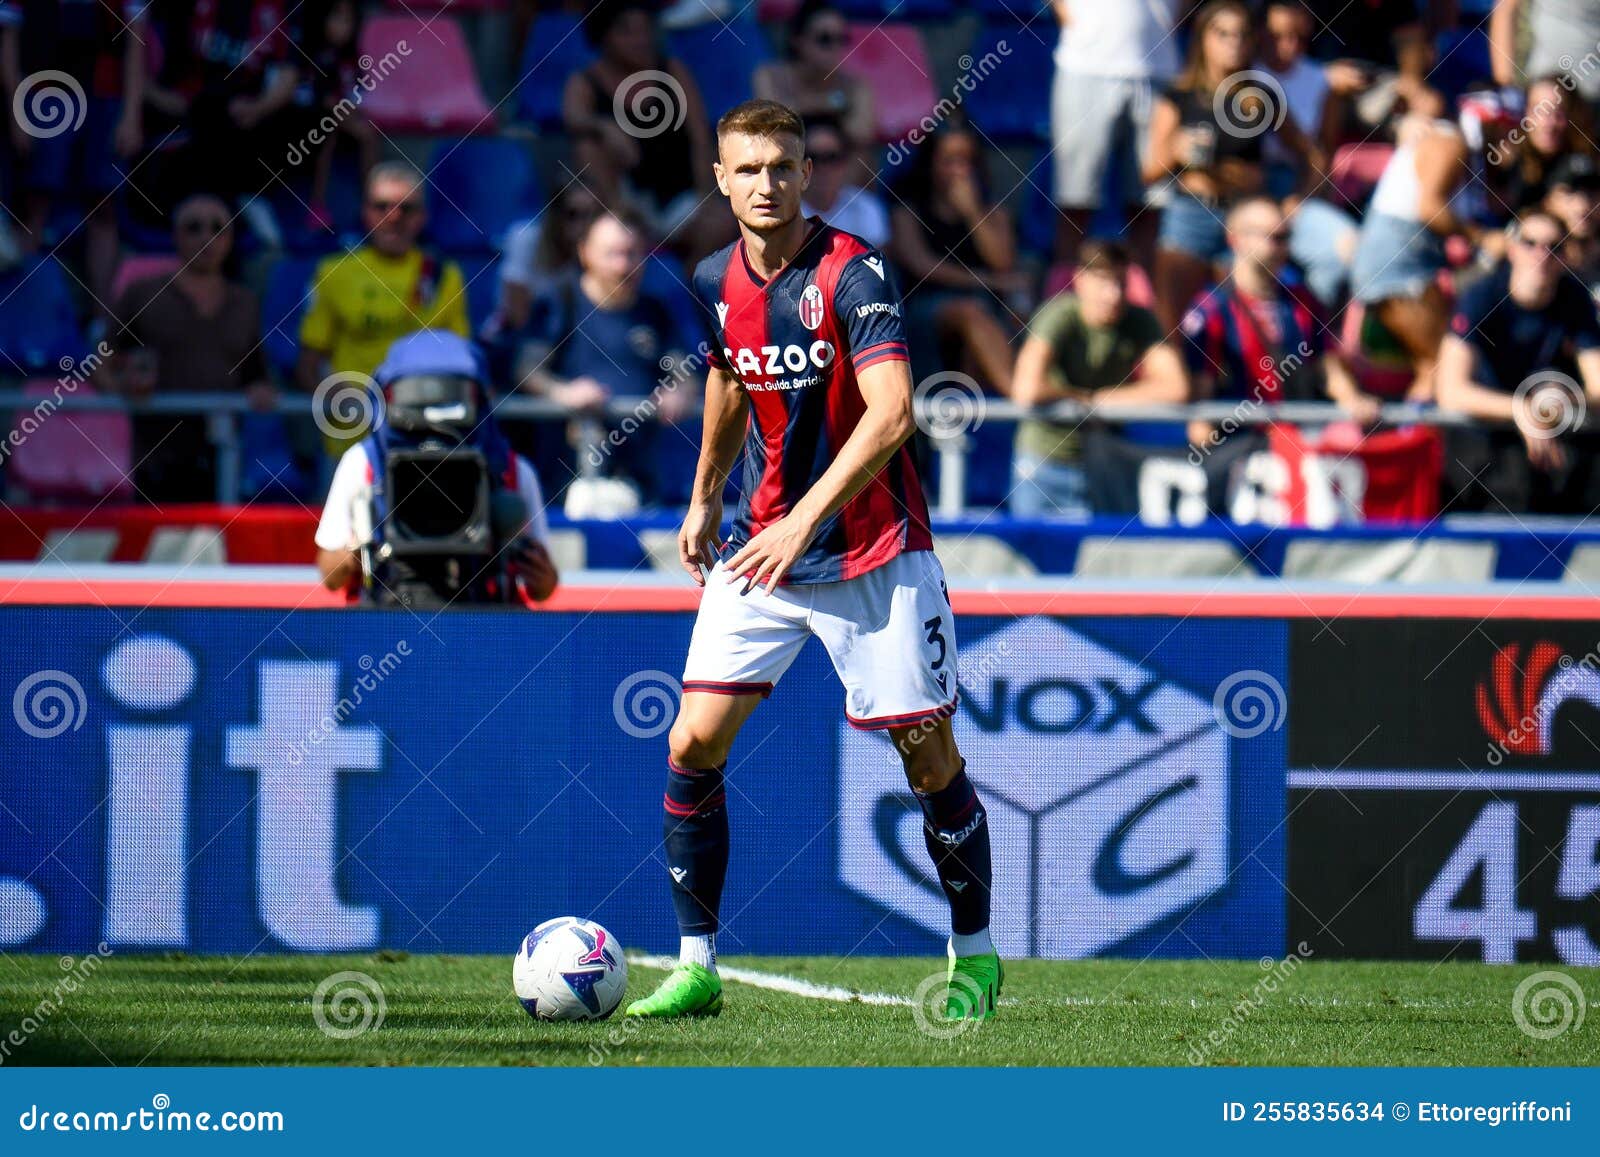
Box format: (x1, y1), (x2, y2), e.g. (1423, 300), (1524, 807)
(0, 389), (1500, 515)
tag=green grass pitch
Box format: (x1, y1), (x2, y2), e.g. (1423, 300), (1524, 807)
(0, 953), (1588, 1066)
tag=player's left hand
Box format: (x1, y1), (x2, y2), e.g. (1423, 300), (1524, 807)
(723, 512), (817, 595)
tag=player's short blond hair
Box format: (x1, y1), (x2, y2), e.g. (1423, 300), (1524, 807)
(716, 99), (805, 147)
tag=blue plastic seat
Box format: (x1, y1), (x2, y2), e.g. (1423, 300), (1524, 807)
(666, 17), (772, 120)
(260, 256), (323, 381)
(426, 137), (543, 254)
(0, 257), (84, 375)
(965, 21), (1053, 141)
(516, 12), (595, 128)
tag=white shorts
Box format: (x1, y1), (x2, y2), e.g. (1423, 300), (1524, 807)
(681, 549), (958, 730)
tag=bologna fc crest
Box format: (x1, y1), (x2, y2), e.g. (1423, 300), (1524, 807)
(798, 284), (825, 331)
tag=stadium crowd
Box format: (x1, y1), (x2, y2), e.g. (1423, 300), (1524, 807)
(4, 0), (1600, 520)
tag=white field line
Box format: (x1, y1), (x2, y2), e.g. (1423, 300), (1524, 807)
(627, 953), (912, 1006)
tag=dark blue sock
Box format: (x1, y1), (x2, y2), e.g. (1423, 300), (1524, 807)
(662, 759), (729, 936)
(914, 763), (992, 936)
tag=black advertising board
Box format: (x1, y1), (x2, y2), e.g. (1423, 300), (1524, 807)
(1288, 620), (1600, 965)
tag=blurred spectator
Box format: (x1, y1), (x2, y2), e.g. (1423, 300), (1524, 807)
(1545, 154), (1600, 295)
(298, 163), (470, 475)
(1349, 116), (1498, 399)
(1492, 0), (1600, 102)
(1144, 0), (1320, 330)
(801, 119), (888, 248)
(1314, 0), (1425, 70)
(1345, 24), (1445, 135)
(753, 1), (875, 159)
(563, 0), (721, 255)
(0, 0), (147, 318)
(1182, 198), (1382, 444)
(501, 209), (690, 501)
(1497, 75), (1599, 210)
(295, 0), (378, 232)
(1048, 0), (1178, 267)
(111, 194), (271, 501)
(493, 184), (607, 334)
(146, 0), (305, 248)
(888, 124), (1024, 393)
(1008, 241), (1188, 518)
(1438, 208), (1600, 511)
(1258, 1), (1368, 180)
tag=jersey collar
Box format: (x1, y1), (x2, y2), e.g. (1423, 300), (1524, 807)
(738, 216), (826, 288)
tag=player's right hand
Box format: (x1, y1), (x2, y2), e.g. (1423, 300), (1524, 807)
(678, 500), (723, 587)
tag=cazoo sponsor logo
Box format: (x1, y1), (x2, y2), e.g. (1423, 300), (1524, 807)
(840, 618), (1236, 957)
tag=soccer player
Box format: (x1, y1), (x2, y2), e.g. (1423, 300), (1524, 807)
(625, 100), (1000, 1021)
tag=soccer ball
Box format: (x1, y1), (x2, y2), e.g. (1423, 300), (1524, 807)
(512, 917), (629, 1021)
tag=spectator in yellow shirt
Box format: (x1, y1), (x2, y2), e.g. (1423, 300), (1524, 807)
(297, 162), (470, 468)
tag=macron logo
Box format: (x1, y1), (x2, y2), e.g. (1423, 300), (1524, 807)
(670, 866), (688, 883)
(863, 256), (885, 280)
(715, 301), (729, 326)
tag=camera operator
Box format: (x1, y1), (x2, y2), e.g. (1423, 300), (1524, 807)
(314, 330), (559, 608)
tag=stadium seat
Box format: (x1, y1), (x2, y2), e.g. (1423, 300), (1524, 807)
(667, 17), (772, 120)
(360, 16), (495, 134)
(110, 254), (181, 304)
(0, 257), (85, 376)
(964, 22), (1052, 141)
(833, 0), (953, 18)
(1328, 143), (1393, 210)
(7, 380), (134, 504)
(839, 23), (938, 142)
(260, 256), (323, 381)
(425, 137), (543, 254)
(515, 12), (594, 128)
(1432, 26), (1494, 101)
(1042, 261), (1156, 309)
(457, 254), (502, 334)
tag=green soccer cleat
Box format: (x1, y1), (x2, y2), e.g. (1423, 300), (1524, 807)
(624, 962), (724, 1018)
(944, 948), (1003, 1021)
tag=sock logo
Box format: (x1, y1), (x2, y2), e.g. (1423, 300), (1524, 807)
(949, 880), (968, 893)
(933, 808), (986, 848)
(669, 866), (688, 883)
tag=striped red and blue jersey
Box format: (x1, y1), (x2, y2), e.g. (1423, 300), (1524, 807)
(693, 219), (932, 584)
(1180, 282), (1326, 403)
